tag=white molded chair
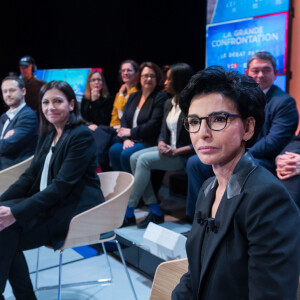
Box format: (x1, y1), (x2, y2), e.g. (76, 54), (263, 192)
(149, 258), (188, 300)
(0, 156), (33, 194)
(35, 171), (137, 300)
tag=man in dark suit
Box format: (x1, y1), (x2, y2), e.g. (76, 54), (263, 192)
(185, 51), (299, 219)
(0, 76), (38, 170)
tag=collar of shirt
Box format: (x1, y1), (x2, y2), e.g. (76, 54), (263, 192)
(263, 87), (271, 94)
(6, 102), (26, 121)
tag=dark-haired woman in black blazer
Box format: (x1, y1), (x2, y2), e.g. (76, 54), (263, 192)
(108, 62), (168, 173)
(172, 67), (300, 300)
(0, 81), (104, 300)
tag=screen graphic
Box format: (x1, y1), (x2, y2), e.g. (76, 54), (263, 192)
(35, 67), (102, 100)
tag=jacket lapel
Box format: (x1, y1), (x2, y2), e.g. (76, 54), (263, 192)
(197, 152), (257, 296)
(49, 127), (71, 167)
(198, 192), (245, 290)
(176, 111), (184, 142)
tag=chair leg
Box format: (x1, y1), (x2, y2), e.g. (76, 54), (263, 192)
(115, 240), (138, 300)
(101, 243), (113, 282)
(35, 247), (40, 291)
(57, 250), (63, 300)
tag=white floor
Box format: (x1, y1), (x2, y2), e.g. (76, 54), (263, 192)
(4, 246), (152, 300)
(3, 212), (191, 300)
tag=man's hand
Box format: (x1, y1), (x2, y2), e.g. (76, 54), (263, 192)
(118, 128), (131, 137)
(3, 129), (15, 139)
(0, 206), (16, 231)
(276, 152), (300, 180)
(88, 124), (98, 132)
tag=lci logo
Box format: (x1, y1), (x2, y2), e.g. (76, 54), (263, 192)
(227, 63), (238, 69)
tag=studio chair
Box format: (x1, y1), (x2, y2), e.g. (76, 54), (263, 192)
(0, 155), (33, 194)
(149, 258), (188, 300)
(35, 171), (138, 300)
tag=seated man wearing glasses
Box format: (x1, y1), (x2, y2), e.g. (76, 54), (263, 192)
(185, 52), (299, 220)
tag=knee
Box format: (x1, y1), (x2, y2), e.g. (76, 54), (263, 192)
(130, 151), (139, 167)
(109, 143), (121, 158)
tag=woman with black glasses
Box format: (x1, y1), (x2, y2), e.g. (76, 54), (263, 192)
(108, 62), (168, 173)
(80, 69), (113, 129)
(172, 66), (300, 300)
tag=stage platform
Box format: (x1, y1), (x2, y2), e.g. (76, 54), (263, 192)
(112, 209), (192, 278)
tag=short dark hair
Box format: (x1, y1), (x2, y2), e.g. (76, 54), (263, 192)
(168, 63), (193, 97)
(136, 62), (164, 91)
(1, 76), (25, 90)
(39, 80), (85, 134)
(247, 51), (276, 70)
(179, 66), (266, 147)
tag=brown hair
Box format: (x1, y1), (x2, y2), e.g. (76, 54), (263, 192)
(84, 70), (109, 99)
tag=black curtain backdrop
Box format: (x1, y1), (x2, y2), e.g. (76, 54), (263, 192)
(1, 0), (206, 104)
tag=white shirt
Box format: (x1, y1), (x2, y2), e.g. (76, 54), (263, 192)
(40, 140), (55, 191)
(166, 98), (182, 149)
(132, 107), (140, 128)
(0, 102), (26, 139)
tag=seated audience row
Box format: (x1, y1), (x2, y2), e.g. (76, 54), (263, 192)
(1, 53), (300, 221)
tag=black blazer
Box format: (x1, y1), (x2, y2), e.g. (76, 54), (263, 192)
(0, 124), (104, 249)
(120, 90), (167, 146)
(172, 152), (300, 300)
(0, 105), (38, 170)
(80, 95), (113, 126)
(158, 98), (192, 151)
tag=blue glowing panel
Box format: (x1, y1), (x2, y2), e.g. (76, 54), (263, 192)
(206, 12), (288, 75)
(208, 0), (289, 24)
(35, 68), (102, 100)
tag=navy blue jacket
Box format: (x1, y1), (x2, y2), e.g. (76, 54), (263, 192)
(0, 105), (38, 170)
(249, 85), (299, 171)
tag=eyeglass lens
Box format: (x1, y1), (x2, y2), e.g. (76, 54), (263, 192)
(89, 78), (102, 82)
(121, 69), (134, 73)
(141, 74), (156, 79)
(184, 113), (238, 132)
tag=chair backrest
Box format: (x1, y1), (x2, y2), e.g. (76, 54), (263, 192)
(0, 155), (33, 194)
(61, 171), (134, 250)
(149, 258), (188, 300)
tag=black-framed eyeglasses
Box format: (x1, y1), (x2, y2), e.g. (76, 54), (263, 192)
(89, 78), (102, 83)
(141, 74), (156, 79)
(183, 112), (240, 133)
(121, 69), (134, 73)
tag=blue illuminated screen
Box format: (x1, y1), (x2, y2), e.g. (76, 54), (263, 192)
(35, 67), (102, 100)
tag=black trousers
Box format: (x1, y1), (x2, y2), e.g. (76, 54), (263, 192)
(0, 199), (51, 300)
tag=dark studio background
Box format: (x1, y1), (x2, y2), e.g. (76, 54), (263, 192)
(1, 0), (206, 103)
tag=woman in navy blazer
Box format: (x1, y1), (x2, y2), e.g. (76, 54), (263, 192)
(172, 67), (300, 299)
(0, 81), (104, 300)
(108, 62), (168, 173)
(122, 63), (194, 228)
